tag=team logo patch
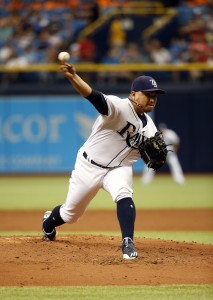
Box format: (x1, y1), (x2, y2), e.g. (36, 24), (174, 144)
(149, 79), (157, 87)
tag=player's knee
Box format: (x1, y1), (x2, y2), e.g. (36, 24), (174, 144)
(114, 188), (133, 202)
(60, 206), (80, 224)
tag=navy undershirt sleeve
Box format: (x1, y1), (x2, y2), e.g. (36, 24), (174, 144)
(85, 89), (109, 116)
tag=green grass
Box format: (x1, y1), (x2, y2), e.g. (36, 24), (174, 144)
(137, 231), (213, 245)
(0, 285), (212, 300)
(0, 174), (212, 210)
(0, 175), (212, 300)
(1, 231), (213, 245)
(133, 175), (213, 209)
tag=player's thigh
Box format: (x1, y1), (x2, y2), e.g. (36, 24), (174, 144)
(103, 166), (133, 202)
(62, 155), (107, 220)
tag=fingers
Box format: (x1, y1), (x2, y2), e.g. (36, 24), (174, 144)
(60, 63), (75, 75)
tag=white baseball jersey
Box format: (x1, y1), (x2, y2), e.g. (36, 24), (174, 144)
(80, 95), (157, 168)
(60, 94), (158, 223)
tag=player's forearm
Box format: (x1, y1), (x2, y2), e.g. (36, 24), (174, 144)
(60, 63), (92, 97)
(67, 74), (92, 98)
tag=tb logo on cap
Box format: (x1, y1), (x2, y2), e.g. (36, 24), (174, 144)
(150, 79), (157, 87)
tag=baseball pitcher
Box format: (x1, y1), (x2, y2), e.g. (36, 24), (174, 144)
(42, 62), (167, 259)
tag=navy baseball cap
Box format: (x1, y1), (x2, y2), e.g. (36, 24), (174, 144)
(131, 75), (165, 94)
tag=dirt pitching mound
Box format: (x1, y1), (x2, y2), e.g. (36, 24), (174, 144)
(0, 234), (212, 286)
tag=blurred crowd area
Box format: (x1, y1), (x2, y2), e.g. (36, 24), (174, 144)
(0, 0), (212, 85)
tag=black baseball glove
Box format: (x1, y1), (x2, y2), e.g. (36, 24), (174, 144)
(139, 131), (168, 171)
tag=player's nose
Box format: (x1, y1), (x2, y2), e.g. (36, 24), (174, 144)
(149, 98), (155, 103)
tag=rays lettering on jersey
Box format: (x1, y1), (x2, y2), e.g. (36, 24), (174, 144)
(117, 121), (142, 149)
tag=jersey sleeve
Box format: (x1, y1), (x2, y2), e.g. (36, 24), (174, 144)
(101, 94), (123, 119)
(85, 90), (123, 120)
(85, 89), (109, 115)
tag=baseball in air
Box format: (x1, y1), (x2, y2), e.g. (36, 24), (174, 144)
(58, 51), (70, 62)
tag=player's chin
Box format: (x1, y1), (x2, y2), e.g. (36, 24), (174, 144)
(144, 106), (155, 112)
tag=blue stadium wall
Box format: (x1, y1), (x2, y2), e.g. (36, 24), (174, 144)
(0, 83), (212, 173)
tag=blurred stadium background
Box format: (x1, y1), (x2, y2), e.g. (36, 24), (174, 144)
(0, 0), (212, 174)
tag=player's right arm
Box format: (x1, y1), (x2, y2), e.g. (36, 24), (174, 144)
(60, 63), (92, 97)
(60, 63), (109, 116)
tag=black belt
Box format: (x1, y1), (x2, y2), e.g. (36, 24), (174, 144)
(83, 152), (110, 169)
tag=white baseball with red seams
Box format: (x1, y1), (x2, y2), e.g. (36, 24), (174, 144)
(58, 52), (70, 62)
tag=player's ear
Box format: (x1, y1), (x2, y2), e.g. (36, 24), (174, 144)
(130, 91), (135, 98)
